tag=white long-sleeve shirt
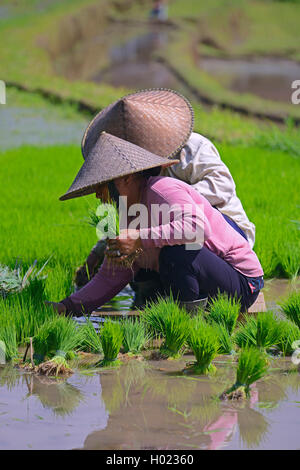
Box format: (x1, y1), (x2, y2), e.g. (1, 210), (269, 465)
(161, 132), (256, 248)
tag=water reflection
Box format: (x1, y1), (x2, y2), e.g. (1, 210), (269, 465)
(0, 359), (299, 449)
(199, 57), (300, 103)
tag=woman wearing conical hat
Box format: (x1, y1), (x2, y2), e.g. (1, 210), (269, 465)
(73, 90), (256, 307)
(48, 93), (264, 315)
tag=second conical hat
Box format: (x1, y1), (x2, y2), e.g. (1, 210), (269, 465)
(81, 89), (194, 160)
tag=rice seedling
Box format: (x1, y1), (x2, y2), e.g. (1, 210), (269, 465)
(141, 296), (190, 358)
(215, 323), (235, 355)
(234, 312), (285, 351)
(276, 321), (300, 356)
(99, 320), (123, 368)
(186, 319), (220, 375)
(78, 318), (102, 354)
(221, 347), (269, 400)
(207, 293), (241, 335)
(0, 323), (18, 362)
(122, 319), (150, 355)
(280, 291), (300, 329)
(34, 316), (82, 376)
(159, 310), (190, 359)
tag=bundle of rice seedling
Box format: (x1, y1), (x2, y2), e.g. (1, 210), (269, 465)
(141, 296), (190, 358)
(159, 310), (190, 359)
(88, 200), (143, 269)
(221, 347), (269, 400)
(99, 320), (123, 367)
(234, 312), (285, 351)
(122, 318), (149, 355)
(276, 320), (300, 356)
(78, 318), (102, 354)
(207, 293), (240, 335)
(34, 316), (81, 376)
(186, 319), (220, 375)
(280, 291), (300, 329)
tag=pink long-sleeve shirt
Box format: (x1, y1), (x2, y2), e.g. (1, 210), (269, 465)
(61, 176), (263, 314)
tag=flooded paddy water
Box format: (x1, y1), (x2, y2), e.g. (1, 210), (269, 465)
(44, 8), (300, 105)
(0, 356), (299, 450)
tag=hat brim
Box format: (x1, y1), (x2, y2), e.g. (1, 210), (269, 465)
(60, 132), (179, 201)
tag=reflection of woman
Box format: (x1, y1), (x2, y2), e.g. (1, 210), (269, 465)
(49, 127), (263, 316)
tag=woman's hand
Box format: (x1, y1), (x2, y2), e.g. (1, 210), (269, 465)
(106, 229), (142, 258)
(45, 301), (67, 315)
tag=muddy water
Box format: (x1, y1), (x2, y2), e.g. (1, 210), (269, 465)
(48, 20), (188, 93)
(199, 57), (300, 103)
(0, 358), (299, 450)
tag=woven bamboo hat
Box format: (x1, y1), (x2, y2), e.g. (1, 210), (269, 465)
(60, 132), (179, 201)
(81, 89), (194, 160)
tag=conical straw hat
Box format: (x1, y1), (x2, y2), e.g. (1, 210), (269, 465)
(60, 132), (179, 201)
(81, 88), (194, 160)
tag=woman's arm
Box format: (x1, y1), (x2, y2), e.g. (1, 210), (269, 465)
(60, 257), (134, 316)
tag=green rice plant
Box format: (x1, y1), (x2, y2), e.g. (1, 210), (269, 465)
(33, 316), (81, 369)
(0, 323), (18, 362)
(207, 293), (241, 335)
(215, 323), (235, 355)
(0, 294), (55, 346)
(141, 296), (190, 358)
(276, 321), (300, 356)
(160, 310), (190, 359)
(78, 318), (102, 354)
(186, 319), (220, 375)
(122, 318), (150, 355)
(222, 347), (269, 399)
(141, 295), (183, 336)
(234, 312), (285, 351)
(280, 291), (300, 329)
(99, 320), (123, 368)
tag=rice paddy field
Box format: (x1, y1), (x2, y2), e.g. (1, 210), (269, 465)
(0, 0), (300, 452)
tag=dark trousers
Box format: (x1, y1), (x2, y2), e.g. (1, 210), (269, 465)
(133, 214), (259, 311)
(158, 245), (259, 311)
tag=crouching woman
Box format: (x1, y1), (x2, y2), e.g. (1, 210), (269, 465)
(50, 132), (264, 316)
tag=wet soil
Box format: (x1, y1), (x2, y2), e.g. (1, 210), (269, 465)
(0, 357), (299, 450)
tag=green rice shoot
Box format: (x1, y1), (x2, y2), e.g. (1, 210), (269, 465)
(186, 319), (220, 375)
(207, 292), (241, 335)
(122, 319), (150, 355)
(223, 347), (269, 399)
(280, 291), (300, 329)
(99, 320), (123, 367)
